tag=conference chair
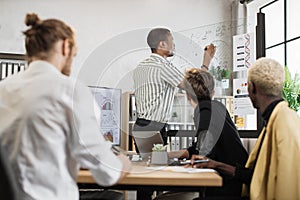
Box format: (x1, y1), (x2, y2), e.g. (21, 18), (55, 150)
(79, 188), (124, 200)
(0, 143), (20, 200)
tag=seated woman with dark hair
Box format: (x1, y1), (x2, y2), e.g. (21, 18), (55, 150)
(185, 68), (248, 197)
(167, 68), (248, 198)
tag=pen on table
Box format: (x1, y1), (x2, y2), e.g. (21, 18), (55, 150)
(192, 159), (210, 164)
(180, 159), (210, 165)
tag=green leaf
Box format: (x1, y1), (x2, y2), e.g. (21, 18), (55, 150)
(283, 66), (300, 112)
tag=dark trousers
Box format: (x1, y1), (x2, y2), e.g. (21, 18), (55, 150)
(133, 118), (168, 153)
(133, 118), (168, 200)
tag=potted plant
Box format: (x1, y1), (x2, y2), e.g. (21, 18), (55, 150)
(210, 65), (231, 81)
(282, 66), (300, 112)
(210, 65), (231, 96)
(171, 111), (178, 122)
(151, 144), (168, 165)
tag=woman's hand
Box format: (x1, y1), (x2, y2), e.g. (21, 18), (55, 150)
(190, 154), (218, 169)
(190, 154), (236, 176)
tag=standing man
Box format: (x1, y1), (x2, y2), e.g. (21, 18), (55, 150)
(133, 27), (216, 145)
(0, 13), (131, 200)
(191, 58), (300, 199)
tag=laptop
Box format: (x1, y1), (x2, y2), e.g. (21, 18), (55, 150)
(131, 131), (164, 159)
(132, 131), (186, 166)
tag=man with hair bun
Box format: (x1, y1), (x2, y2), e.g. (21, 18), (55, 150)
(0, 13), (131, 200)
(191, 57), (300, 200)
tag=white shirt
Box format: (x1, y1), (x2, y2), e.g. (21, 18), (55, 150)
(0, 61), (123, 200)
(133, 54), (183, 122)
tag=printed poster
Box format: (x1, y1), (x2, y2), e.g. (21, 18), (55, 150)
(233, 78), (255, 115)
(233, 33), (255, 71)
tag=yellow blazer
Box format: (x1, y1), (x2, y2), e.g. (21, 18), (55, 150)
(243, 101), (300, 200)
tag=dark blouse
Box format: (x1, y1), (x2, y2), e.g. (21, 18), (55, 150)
(187, 100), (248, 197)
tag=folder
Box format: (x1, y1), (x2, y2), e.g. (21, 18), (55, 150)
(170, 137), (176, 151)
(181, 137), (187, 149)
(13, 63), (19, 74)
(188, 137), (193, 147)
(7, 63), (13, 77)
(130, 95), (137, 121)
(1, 62), (7, 80)
(175, 136), (180, 151)
(20, 63), (26, 71)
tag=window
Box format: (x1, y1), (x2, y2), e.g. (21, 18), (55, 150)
(262, 0), (300, 75)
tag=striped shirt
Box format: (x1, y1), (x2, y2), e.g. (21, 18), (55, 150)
(133, 53), (184, 122)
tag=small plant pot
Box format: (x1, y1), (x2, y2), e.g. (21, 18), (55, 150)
(151, 151), (168, 165)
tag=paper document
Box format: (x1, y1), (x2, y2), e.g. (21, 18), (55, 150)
(166, 166), (216, 173)
(146, 166), (216, 173)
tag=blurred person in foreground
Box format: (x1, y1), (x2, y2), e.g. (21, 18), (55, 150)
(0, 13), (131, 200)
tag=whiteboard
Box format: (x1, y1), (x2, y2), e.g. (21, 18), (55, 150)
(0, 0), (243, 90)
(76, 19), (252, 92)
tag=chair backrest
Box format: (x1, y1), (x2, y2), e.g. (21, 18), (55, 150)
(0, 144), (19, 200)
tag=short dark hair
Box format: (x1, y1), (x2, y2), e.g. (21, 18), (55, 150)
(147, 28), (170, 53)
(184, 68), (215, 102)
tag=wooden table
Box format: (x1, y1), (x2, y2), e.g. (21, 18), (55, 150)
(78, 162), (222, 198)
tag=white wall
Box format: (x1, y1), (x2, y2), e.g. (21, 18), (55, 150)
(0, 0), (237, 91)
